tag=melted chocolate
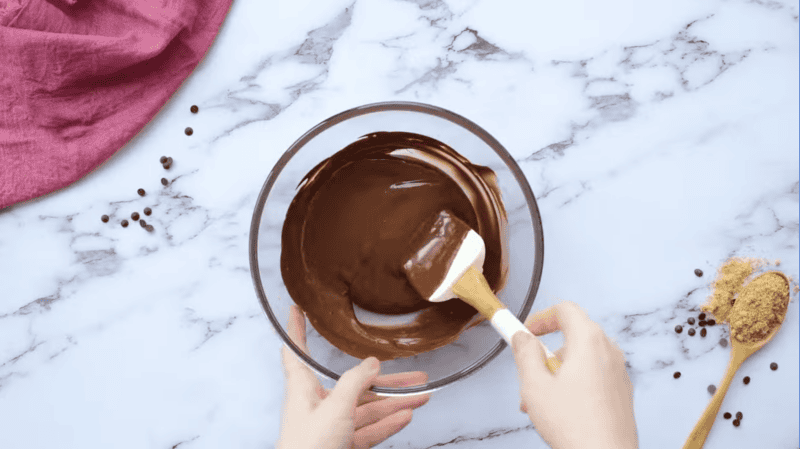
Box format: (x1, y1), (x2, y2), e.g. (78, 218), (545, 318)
(281, 132), (507, 360)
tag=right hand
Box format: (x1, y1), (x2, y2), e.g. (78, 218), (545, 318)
(511, 301), (638, 449)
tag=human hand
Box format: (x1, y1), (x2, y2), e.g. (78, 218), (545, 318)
(276, 305), (431, 449)
(511, 301), (638, 449)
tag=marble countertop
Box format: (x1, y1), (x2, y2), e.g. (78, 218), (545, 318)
(1, 0), (798, 448)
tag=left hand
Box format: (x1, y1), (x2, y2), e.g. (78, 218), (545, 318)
(276, 305), (431, 449)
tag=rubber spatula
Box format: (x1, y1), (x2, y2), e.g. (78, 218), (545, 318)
(403, 210), (560, 373)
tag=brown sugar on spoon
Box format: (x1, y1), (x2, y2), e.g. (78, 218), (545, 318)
(701, 258), (790, 343)
(728, 272), (789, 343)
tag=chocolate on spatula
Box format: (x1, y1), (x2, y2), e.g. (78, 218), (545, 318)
(403, 210), (485, 303)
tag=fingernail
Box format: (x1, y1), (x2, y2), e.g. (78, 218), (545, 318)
(512, 332), (533, 351)
(364, 356), (380, 373)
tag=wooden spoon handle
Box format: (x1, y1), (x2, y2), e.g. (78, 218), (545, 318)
(682, 352), (747, 449)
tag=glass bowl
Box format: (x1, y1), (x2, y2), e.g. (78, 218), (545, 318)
(249, 101), (544, 395)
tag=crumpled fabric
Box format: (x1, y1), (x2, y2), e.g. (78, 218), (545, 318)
(0, 0), (232, 209)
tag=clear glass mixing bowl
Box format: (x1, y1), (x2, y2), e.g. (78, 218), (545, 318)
(249, 101), (544, 395)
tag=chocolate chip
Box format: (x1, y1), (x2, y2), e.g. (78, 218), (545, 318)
(144, 207), (152, 216)
(743, 376), (750, 385)
(694, 269), (703, 277)
(673, 371), (681, 379)
(121, 220), (129, 227)
(163, 157), (173, 170)
(707, 384), (716, 394)
(699, 312), (706, 320)
(707, 319), (716, 326)
(137, 188), (146, 197)
(688, 328), (696, 336)
(700, 328), (707, 337)
(699, 320), (707, 327)
(736, 411), (742, 420)
(770, 362), (778, 371)
(719, 338), (728, 347)
(161, 177), (168, 186)
(732, 419), (740, 427)
(185, 127), (193, 136)
(131, 212), (140, 221)
(146, 225), (154, 232)
(190, 105), (199, 114)
(688, 317), (695, 325)
(101, 215), (109, 223)
(723, 412), (732, 419)
(139, 219), (146, 228)
(675, 325), (683, 334)
(160, 156), (168, 164)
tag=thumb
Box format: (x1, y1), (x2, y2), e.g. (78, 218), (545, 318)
(327, 357), (380, 413)
(511, 331), (551, 383)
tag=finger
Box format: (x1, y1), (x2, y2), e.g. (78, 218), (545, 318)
(287, 305), (309, 352)
(281, 346), (319, 409)
(355, 394), (430, 430)
(511, 331), (552, 384)
(326, 357), (381, 413)
(524, 301), (592, 344)
(282, 306), (319, 407)
(358, 371), (428, 406)
(352, 409), (414, 449)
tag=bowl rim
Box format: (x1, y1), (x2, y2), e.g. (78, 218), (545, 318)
(249, 100), (544, 394)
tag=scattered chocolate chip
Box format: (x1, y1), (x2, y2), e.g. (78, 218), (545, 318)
(101, 215), (109, 223)
(675, 325), (683, 334)
(732, 419), (740, 427)
(708, 384), (716, 394)
(139, 219), (147, 228)
(121, 220), (129, 227)
(137, 188), (146, 197)
(707, 319), (716, 326)
(190, 105), (199, 114)
(673, 371), (681, 379)
(185, 127), (193, 136)
(770, 362), (778, 371)
(160, 156), (168, 164)
(161, 177), (168, 186)
(146, 225), (154, 232)
(736, 411), (742, 420)
(699, 312), (706, 320)
(130, 212), (139, 221)
(688, 328), (696, 336)
(699, 320), (707, 327)
(700, 328), (707, 337)
(743, 376), (750, 385)
(719, 338), (728, 347)
(694, 269), (703, 277)
(688, 317), (695, 325)
(723, 412), (731, 419)
(144, 207), (152, 216)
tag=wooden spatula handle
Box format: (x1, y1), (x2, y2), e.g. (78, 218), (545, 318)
(454, 267), (560, 374)
(452, 266), (505, 318)
(682, 351), (747, 449)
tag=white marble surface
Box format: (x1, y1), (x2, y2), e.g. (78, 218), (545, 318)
(1, 0), (798, 447)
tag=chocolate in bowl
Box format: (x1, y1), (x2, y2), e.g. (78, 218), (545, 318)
(250, 102), (544, 395)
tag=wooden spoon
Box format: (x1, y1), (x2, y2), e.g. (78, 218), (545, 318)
(682, 272), (789, 449)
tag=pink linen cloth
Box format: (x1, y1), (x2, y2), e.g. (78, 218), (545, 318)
(0, 0), (233, 209)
